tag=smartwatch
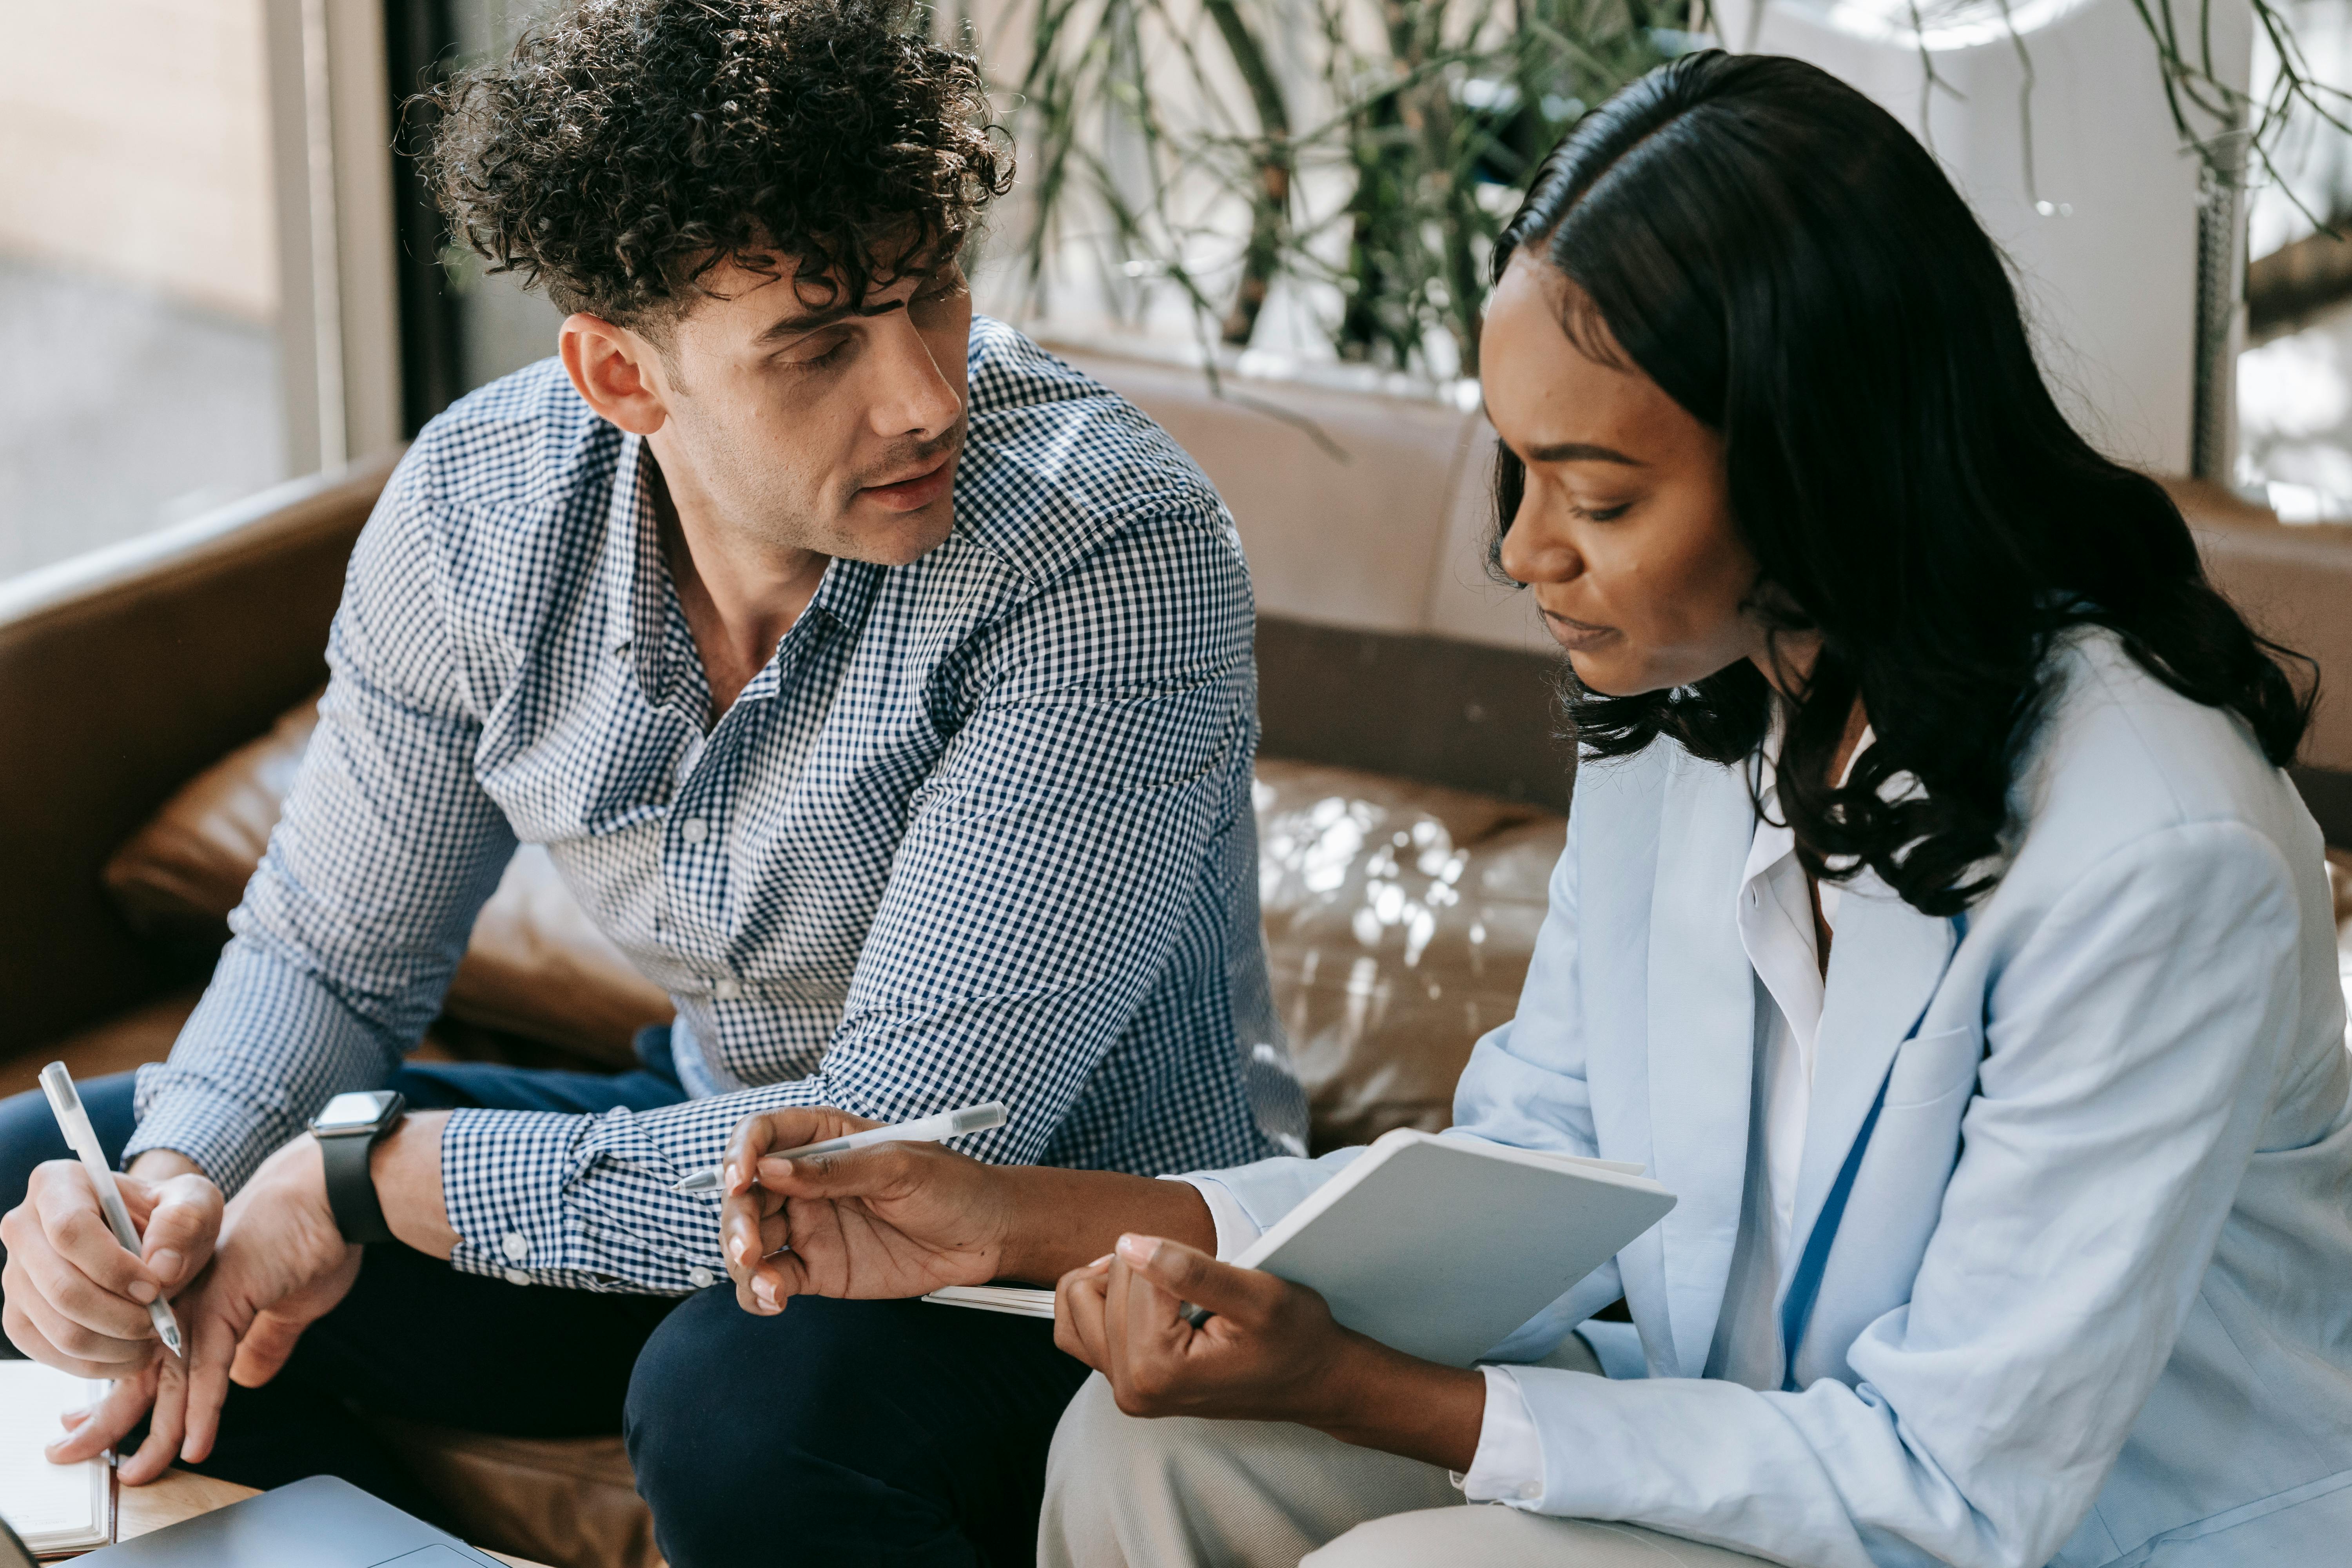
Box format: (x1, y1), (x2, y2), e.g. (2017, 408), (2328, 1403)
(309, 1089), (408, 1246)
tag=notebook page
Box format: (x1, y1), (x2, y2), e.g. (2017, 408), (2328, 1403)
(923, 1285), (1055, 1319)
(0, 1362), (108, 1550)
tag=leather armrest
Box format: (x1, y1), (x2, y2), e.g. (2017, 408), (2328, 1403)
(0, 460), (395, 1055)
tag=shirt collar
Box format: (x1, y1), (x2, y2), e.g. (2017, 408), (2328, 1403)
(602, 432), (895, 707)
(803, 554), (885, 639)
(602, 433), (672, 705)
(1746, 713), (1877, 884)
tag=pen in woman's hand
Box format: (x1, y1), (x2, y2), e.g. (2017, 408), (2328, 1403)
(673, 1102), (1007, 1193)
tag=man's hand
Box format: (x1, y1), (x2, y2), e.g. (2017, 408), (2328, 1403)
(1053, 1233), (1488, 1472)
(717, 1108), (1019, 1315)
(45, 1349), (195, 1485)
(2, 1158), (219, 1376)
(50, 1134), (361, 1481)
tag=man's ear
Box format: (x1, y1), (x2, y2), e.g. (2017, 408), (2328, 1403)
(559, 313), (672, 436)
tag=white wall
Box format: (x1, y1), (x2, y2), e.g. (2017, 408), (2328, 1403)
(1718, 0), (2252, 475)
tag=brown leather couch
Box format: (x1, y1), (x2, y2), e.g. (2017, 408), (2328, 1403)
(5, 355), (2348, 1567)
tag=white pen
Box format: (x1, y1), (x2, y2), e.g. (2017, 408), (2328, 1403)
(38, 1062), (183, 1359)
(674, 1102), (1007, 1193)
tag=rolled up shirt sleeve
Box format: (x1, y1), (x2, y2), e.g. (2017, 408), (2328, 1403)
(124, 457), (515, 1192)
(438, 506), (1276, 1292)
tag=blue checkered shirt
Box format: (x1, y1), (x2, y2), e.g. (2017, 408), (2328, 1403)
(126, 319), (1307, 1293)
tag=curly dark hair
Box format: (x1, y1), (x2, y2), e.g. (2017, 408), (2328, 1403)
(423, 0), (1013, 331)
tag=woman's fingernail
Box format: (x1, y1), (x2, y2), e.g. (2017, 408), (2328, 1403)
(1116, 1234), (1156, 1267)
(1088, 1254), (1114, 1269)
(151, 1250), (181, 1282)
(726, 1163), (741, 1191)
(730, 1235), (750, 1265)
(128, 1278), (158, 1303)
(752, 1278), (777, 1310)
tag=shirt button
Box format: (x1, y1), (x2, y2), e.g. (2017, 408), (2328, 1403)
(687, 1266), (716, 1289)
(501, 1231), (530, 1261)
(680, 816), (710, 844)
(503, 1268), (530, 1286)
(714, 977), (743, 1001)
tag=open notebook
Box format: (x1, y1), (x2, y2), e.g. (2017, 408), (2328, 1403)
(0, 1362), (112, 1556)
(925, 1129), (1676, 1365)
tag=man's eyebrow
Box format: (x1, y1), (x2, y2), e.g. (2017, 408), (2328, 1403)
(756, 296), (907, 343)
(1525, 440), (1644, 466)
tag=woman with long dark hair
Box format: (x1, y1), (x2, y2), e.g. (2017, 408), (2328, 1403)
(707, 51), (2352, 1566)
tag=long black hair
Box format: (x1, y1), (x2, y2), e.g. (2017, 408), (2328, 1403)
(1494, 50), (2312, 916)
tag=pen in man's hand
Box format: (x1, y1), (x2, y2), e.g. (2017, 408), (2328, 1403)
(674, 1102), (1008, 1193)
(38, 1062), (184, 1359)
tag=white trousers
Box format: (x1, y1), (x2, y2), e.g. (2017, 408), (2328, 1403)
(1037, 1336), (1778, 1568)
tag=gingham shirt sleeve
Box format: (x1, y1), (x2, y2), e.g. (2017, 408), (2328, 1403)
(438, 503), (1257, 1292)
(124, 458), (517, 1191)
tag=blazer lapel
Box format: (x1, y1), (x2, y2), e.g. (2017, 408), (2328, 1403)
(1782, 883), (1958, 1294)
(1573, 755), (1668, 1368)
(1578, 758), (1661, 1203)
(1642, 749), (1759, 1377)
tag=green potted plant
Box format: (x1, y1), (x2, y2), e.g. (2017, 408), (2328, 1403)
(974, 0), (2347, 381)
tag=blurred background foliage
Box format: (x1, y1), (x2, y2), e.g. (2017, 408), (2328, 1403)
(965, 0), (2351, 382)
(969, 0), (1695, 377)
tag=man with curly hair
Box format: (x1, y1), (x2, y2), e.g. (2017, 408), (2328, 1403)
(0, 0), (1304, 1560)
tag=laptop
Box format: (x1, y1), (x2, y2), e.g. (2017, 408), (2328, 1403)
(73, 1475), (503, 1566)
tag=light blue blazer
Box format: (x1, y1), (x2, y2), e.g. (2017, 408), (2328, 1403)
(1207, 630), (2352, 1566)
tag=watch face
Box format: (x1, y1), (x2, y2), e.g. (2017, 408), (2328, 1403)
(314, 1091), (391, 1131)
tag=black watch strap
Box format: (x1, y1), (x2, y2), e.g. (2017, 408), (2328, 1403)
(319, 1125), (398, 1246)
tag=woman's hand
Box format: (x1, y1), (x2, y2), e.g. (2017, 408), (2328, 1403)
(1055, 1233), (1488, 1471)
(717, 1108), (1021, 1314)
(712, 1109), (1222, 1316)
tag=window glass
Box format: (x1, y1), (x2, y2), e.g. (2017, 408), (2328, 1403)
(0, 0), (288, 582)
(2239, 0), (2352, 520)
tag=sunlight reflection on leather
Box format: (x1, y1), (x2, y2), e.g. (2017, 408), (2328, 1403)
(1254, 759), (1567, 1152)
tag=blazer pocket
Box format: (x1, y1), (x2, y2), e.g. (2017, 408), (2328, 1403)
(1880, 1024), (1983, 1110)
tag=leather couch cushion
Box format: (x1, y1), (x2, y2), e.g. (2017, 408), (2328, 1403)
(102, 697), (322, 932)
(1254, 759), (1564, 1151)
(102, 695), (670, 1069)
